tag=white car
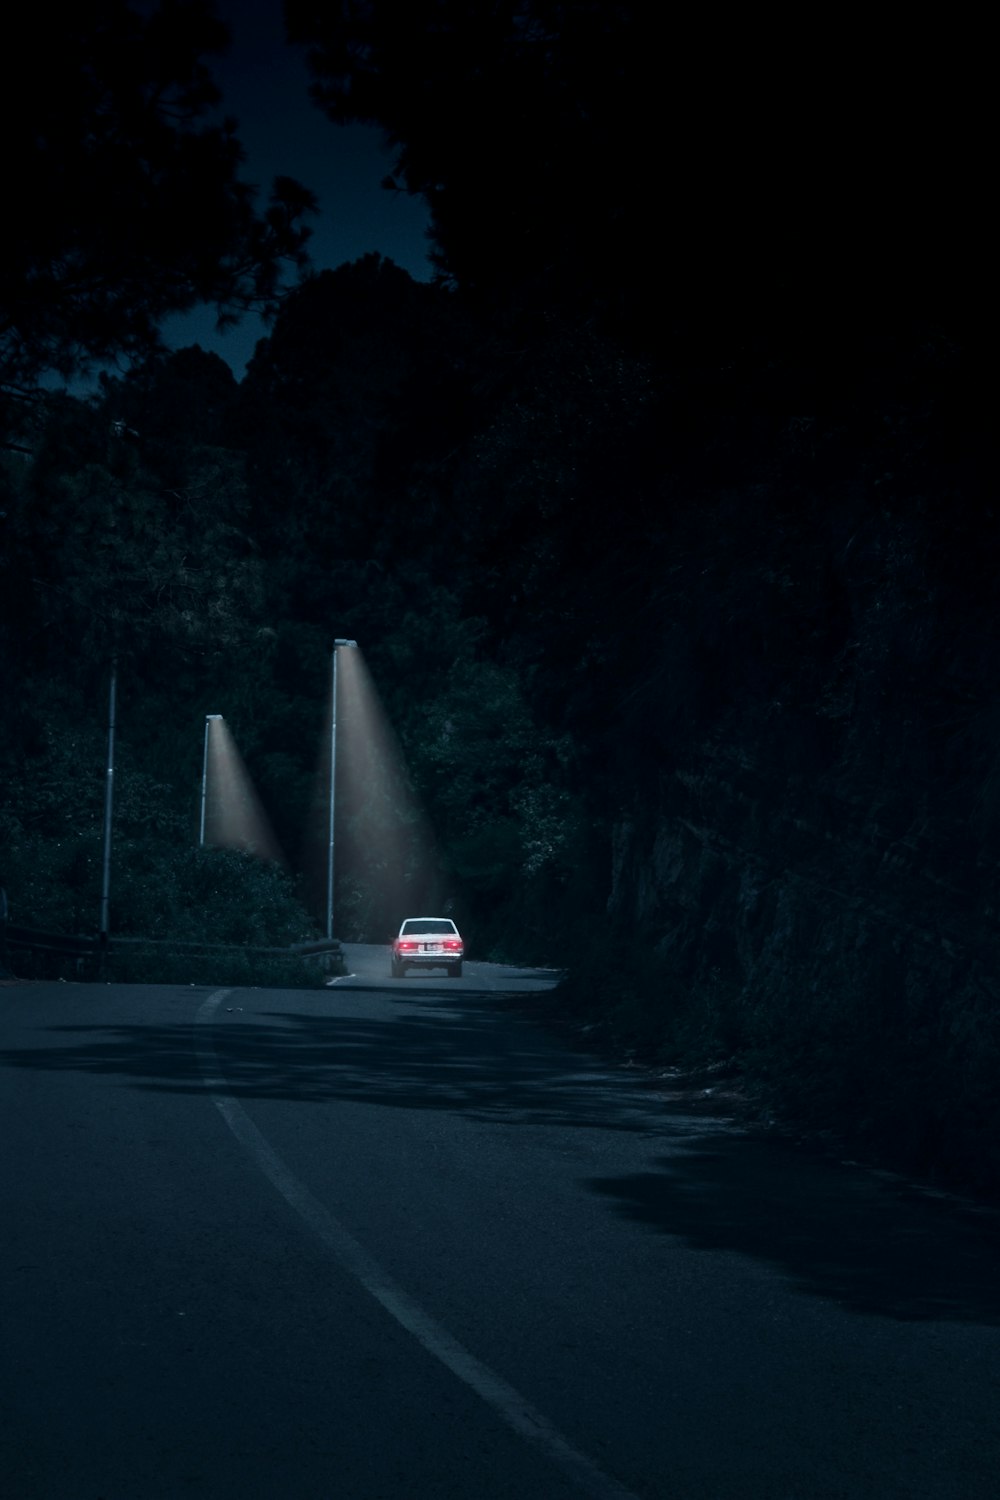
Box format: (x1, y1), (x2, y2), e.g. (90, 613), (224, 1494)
(391, 917), (464, 978)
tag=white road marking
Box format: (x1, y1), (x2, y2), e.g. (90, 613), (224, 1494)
(195, 988), (642, 1500)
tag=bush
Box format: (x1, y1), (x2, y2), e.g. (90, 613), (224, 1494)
(2, 825), (327, 985)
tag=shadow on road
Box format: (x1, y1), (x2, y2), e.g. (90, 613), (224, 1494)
(0, 990), (650, 1132)
(4, 988), (1000, 1326)
(586, 1137), (1000, 1325)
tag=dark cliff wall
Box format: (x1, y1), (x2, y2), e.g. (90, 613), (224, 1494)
(580, 489), (1000, 1193)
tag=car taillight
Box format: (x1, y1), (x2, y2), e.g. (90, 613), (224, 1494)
(443, 938), (462, 950)
(398, 940), (418, 952)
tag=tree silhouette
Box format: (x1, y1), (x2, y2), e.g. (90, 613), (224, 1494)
(0, 0), (315, 444)
(286, 1), (988, 361)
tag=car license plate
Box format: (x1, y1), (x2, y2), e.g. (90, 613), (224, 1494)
(422, 943), (441, 952)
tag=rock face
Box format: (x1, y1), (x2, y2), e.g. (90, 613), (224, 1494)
(598, 495), (1000, 1193)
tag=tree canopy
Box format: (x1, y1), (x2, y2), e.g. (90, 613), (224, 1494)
(0, 0), (315, 444)
(285, 1), (990, 358)
(2, 6), (997, 1194)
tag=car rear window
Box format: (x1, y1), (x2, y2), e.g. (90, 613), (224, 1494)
(401, 919), (456, 935)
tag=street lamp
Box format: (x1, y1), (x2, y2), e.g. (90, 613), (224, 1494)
(98, 658), (118, 976)
(200, 714), (223, 846)
(327, 640), (358, 940)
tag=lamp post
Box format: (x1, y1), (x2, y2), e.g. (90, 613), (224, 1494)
(327, 640), (358, 940)
(98, 658), (117, 977)
(200, 714), (223, 846)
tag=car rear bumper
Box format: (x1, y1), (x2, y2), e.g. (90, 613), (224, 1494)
(395, 952), (463, 967)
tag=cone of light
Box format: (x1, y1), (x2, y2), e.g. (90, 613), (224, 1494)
(203, 716), (287, 867)
(303, 648), (444, 938)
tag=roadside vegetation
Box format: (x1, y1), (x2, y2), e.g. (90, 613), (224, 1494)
(2, 3), (994, 1196)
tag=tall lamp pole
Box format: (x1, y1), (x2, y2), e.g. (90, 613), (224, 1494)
(98, 658), (118, 976)
(327, 640), (358, 940)
(200, 714), (222, 846)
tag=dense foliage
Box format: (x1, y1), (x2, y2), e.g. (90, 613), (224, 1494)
(1, 0), (314, 447)
(2, 3), (995, 1194)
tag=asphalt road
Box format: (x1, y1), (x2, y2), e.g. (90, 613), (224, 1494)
(2, 945), (999, 1499)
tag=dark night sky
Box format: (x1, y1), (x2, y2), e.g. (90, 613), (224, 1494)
(158, 0), (433, 379)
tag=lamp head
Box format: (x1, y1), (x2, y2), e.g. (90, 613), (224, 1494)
(333, 639), (358, 648)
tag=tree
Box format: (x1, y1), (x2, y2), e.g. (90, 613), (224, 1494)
(1, 375), (266, 685)
(0, 0), (315, 444)
(236, 255), (486, 605)
(286, 2), (988, 359)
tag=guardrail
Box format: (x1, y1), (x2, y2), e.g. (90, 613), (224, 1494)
(0, 922), (343, 984)
(1, 922), (100, 980)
